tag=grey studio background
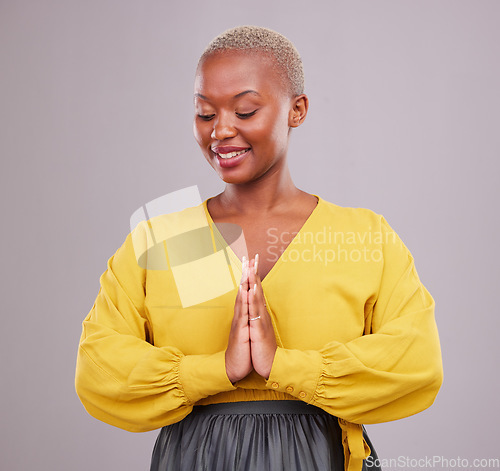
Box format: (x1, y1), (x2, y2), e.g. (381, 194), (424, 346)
(1, 1), (499, 470)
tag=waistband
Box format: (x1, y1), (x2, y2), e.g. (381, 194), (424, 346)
(192, 400), (331, 416)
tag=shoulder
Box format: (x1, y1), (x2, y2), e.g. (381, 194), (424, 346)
(314, 196), (409, 252)
(133, 201), (208, 238)
(127, 201), (209, 270)
(315, 195), (385, 231)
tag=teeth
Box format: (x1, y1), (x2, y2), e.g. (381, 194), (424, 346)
(218, 149), (248, 159)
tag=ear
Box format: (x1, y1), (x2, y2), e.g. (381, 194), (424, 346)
(288, 94), (309, 128)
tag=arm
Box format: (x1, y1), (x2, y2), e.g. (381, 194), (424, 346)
(75, 224), (236, 433)
(264, 217), (443, 425)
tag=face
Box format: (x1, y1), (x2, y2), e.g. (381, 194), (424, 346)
(193, 51), (306, 185)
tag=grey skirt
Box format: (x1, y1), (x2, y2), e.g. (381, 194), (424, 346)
(150, 401), (380, 471)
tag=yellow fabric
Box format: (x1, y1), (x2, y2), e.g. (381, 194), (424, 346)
(338, 419), (372, 471)
(75, 195), (443, 471)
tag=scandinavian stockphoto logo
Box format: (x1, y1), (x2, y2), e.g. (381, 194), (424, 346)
(129, 185), (244, 308)
(129, 187), (394, 307)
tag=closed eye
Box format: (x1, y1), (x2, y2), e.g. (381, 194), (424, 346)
(236, 110), (258, 119)
(197, 114), (215, 121)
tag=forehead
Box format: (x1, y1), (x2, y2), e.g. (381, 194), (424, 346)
(194, 50), (287, 100)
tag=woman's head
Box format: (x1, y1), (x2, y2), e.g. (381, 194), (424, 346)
(198, 25), (305, 98)
(193, 26), (308, 185)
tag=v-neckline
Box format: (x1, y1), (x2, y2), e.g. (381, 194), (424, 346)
(202, 194), (322, 285)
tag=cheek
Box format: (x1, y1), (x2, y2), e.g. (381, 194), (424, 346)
(264, 121), (289, 148)
(247, 114), (287, 144)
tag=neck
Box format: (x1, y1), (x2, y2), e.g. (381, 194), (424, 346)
(218, 164), (300, 215)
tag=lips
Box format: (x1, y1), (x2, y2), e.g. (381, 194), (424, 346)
(215, 148), (251, 168)
(211, 147), (251, 168)
(212, 146), (251, 159)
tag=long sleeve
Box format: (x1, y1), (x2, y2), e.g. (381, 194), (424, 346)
(265, 216), (443, 425)
(75, 223), (236, 433)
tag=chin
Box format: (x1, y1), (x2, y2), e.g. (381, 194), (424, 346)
(213, 169), (252, 185)
(217, 173), (247, 185)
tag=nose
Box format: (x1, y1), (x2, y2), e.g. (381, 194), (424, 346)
(211, 113), (237, 140)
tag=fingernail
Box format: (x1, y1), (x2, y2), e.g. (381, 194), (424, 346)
(253, 283), (257, 294)
(254, 253), (259, 274)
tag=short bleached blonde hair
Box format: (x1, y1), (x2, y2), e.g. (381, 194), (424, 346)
(198, 25), (305, 97)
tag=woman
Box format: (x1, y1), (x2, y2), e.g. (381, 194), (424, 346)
(75, 26), (443, 471)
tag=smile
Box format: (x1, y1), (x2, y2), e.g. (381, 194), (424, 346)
(214, 148), (251, 169)
(217, 148), (250, 159)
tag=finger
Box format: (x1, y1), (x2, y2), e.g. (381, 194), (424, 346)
(249, 254), (263, 290)
(248, 281), (261, 321)
(241, 285), (249, 320)
(240, 256), (250, 296)
(248, 269), (267, 323)
(247, 257), (257, 315)
(248, 257), (264, 307)
(233, 284), (243, 318)
(233, 288), (249, 330)
(234, 258), (249, 320)
(240, 255), (249, 285)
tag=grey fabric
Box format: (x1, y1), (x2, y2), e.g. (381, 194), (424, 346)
(150, 401), (380, 471)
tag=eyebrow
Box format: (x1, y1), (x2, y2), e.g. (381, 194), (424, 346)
(194, 90), (261, 101)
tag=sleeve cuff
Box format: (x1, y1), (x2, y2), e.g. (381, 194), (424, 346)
(179, 350), (237, 404)
(265, 347), (323, 403)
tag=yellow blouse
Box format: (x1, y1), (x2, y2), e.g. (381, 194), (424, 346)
(75, 195), (443, 471)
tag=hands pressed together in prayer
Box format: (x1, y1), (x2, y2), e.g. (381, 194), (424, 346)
(225, 254), (278, 384)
